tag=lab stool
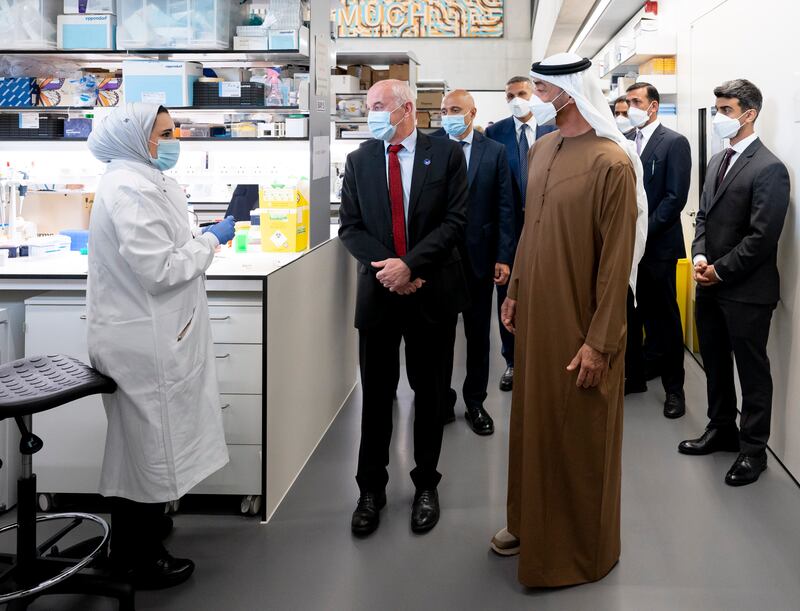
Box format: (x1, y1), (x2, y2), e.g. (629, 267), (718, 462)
(0, 355), (134, 610)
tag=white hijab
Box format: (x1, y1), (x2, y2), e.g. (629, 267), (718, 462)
(531, 53), (648, 291)
(87, 102), (161, 168)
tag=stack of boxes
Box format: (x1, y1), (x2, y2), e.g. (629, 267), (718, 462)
(415, 91), (444, 129)
(58, 0), (117, 50)
(639, 56), (677, 75)
(258, 182), (309, 253)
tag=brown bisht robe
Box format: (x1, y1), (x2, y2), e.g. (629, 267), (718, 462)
(506, 129), (638, 587)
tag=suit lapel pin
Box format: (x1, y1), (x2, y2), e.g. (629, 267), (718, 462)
(424, 158), (431, 166)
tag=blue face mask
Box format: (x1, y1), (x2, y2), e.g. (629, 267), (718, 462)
(442, 113), (471, 137)
(367, 105), (404, 141)
(149, 139), (180, 171)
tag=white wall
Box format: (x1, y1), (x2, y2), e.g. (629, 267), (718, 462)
(334, 1), (533, 90)
(676, 0), (799, 474)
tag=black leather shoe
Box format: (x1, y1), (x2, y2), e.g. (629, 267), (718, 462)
(351, 492), (386, 536)
(443, 388), (457, 424)
(663, 393), (686, 419)
(411, 489), (439, 534)
(725, 452), (767, 486)
(678, 428), (740, 455)
(128, 553), (195, 590)
(465, 406), (494, 436)
(624, 379), (647, 395)
(499, 366), (514, 392)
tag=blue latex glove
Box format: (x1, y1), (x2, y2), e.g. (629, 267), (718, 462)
(206, 216), (236, 245)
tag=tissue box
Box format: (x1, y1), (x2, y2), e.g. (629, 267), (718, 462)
(96, 74), (123, 106)
(58, 14), (116, 49)
(35, 76), (98, 107)
(123, 61), (203, 107)
(63, 0), (116, 13)
(0, 77), (35, 108)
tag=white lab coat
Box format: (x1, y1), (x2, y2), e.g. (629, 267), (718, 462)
(86, 159), (229, 503)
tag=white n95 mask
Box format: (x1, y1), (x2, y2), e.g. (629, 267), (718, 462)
(626, 105), (650, 128)
(529, 90), (568, 125)
(712, 110), (747, 140)
(507, 97), (530, 119)
(615, 115), (634, 133)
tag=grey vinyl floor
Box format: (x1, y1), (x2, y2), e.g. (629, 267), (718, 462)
(3, 321), (800, 611)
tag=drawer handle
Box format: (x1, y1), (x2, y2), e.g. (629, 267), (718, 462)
(216, 353), (231, 359)
(221, 403), (231, 410)
(210, 316), (231, 321)
(79, 315), (87, 320)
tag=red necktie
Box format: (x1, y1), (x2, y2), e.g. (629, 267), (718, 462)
(387, 144), (407, 256)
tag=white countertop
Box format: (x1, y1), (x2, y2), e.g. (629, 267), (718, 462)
(0, 248), (303, 279)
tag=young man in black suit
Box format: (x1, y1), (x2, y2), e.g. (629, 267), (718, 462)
(485, 77), (557, 392)
(679, 79), (790, 487)
(339, 80), (469, 535)
(433, 89), (515, 436)
(623, 82), (692, 419)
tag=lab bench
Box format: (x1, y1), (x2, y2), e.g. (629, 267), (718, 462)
(0, 238), (358, 522)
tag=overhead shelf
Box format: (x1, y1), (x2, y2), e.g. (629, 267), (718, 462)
(3, 106), (307, 113)
(335, 51), (420, 66)
(0, 49), (310, 67)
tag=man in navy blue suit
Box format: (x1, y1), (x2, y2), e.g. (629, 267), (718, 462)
(623, 82), (692, 419)
(485, 76), (557, 392)
(433, 89), (515, 435)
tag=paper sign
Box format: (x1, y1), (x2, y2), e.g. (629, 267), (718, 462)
(19, 113), (40, 129)
(141, 91), (167, 105)
(312, 136), (330, 181)
(314, 35), (329, 98)
(220, 82), (242, 98)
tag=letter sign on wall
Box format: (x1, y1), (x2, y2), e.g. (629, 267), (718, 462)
(335, 0), (504, 38)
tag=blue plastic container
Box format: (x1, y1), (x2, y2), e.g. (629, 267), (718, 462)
(60, 229), (89, 252)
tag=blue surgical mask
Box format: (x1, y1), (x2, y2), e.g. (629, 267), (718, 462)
(149, 139), (180, 171)
(442, 113), (471, 137)
(368, 105), (404, 141)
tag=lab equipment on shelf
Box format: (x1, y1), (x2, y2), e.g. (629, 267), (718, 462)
(123, 60), (203, 107)
(193, 81), (267, 108)
(0, 0), (59, 49)
(57, 13), (117, 50)
(63, 0), (117, 13)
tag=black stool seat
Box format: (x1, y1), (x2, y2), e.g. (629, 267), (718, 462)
(0, 355), (117, 419)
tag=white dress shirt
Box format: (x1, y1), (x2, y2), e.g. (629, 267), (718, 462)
(449, 127), (474, 169)
(384, 129), (417, 222)
(513, 115), (537, 148)
(635, 118), (661, 156)
(692, 133), (760, 280)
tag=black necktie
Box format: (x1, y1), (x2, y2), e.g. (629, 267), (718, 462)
(519, 125), (530, 203)
(715, 148), (735, 193)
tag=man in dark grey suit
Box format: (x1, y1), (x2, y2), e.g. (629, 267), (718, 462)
(678, 79), (790, 487)
(623, 82), (692, 420)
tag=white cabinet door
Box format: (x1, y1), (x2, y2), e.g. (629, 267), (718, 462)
(25, 304), (106, 494)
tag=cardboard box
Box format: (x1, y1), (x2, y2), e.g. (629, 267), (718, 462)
(122, 60), (203, 107)
(347, 64), (373, 90)
(260, 207), (309, 253)
(416, 91), (443, 109)
(416, 111), (430, 128)
(389, 64), (409, 81)
(64, 117), (93, 138)
(35, 76), (97, 107)
(332, 67), (347, 75)
(268, 26), (309, 54)
(0, 77), (35, 107)
(372, 69), (389, 82)
(58, 14), (116, 50)
(233, 36), (269, 50)
(63, 0), (116, 13)
(20, 192), (93, 233)
(332, 75), (360, 94)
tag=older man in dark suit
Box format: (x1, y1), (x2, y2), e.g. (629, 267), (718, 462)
(679, 79), (790, 487)
(432, 89), (515, 436)
(623, 82), (692, 420)
(339, 79), (469, 535)
(485, 76), (557, 392)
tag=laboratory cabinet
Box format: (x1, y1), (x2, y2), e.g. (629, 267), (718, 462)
(0, 309), (22, 512)
(23, 291), (264, 513)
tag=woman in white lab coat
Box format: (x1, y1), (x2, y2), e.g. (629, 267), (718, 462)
(86, 103), (236, 589)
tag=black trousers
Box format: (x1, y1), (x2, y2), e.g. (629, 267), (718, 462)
(110, 497), (165, 569)
(444, 270), (495, 411)
(625, 259), (685, 395)
(356, 308), (454, 494)
(695, 290), (775, 454)
(496, 279), (514, 367)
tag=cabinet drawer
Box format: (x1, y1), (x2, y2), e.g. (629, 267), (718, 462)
(25, 305), (89, 362)
(220, 394), (262, 445)
(214, 344), (262, 395)
(191, 445), (261, 496)
(208, 306), (262, 344)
